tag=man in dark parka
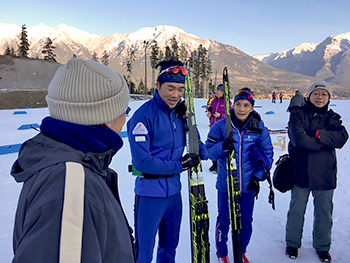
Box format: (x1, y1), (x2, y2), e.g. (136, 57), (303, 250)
(285, 81), (348, 262)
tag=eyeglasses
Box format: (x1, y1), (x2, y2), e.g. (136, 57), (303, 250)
(126, 106), (131, 115)
(157, 66), (188, 77)
(235, 90), (255, 100)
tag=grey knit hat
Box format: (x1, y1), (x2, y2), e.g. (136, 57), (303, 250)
(217, 84), (225, 93)
(46, 58), (129, 125)
(307, 80), (332, 98)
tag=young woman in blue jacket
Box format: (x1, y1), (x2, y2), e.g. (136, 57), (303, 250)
(206, 88), (273, 263)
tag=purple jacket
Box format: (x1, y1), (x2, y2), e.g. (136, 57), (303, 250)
(208, 97), (231, 127)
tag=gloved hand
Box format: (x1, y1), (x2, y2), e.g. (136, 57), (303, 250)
(222, 132), (234, 153)
(175, 100), (187, 121)
(180, 153), (200, 170)
(247, 176), (260, 199)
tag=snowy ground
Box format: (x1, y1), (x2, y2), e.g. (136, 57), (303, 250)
(1, 98), (349, 263)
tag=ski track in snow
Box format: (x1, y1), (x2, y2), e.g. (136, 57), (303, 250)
(1, 99), (350, 263)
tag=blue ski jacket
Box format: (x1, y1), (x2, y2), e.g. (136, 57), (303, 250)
(127, 90), (207, 198)
(206, 110), (273, 193)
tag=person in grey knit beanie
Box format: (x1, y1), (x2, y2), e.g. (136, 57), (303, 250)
(307, 80), (332, 98)
(46, 58), (130, 126)
(10, 58), (135, 263)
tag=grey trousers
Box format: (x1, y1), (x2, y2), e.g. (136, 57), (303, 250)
(286, 186), (334, 252)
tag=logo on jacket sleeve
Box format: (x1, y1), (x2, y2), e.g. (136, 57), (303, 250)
(132, 122), (148, 135)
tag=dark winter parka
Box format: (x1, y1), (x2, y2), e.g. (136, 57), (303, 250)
(288, 101), (348, 190)
(11, 117), (135, 263)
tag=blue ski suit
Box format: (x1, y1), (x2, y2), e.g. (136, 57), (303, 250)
(206, 110), (273, 257)
(127, 89), (207, 263)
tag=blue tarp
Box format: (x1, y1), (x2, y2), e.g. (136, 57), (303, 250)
(13, 111), (27, 115)
(0, 144), (22, 155)
(18, 123), (40, 130)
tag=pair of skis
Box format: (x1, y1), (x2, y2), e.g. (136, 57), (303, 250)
(185, 67), (242, 263)
(223, 67), (243, 263)
(185, 67), (210, 263)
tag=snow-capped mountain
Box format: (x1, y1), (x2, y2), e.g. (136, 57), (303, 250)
(253, 33), (350, 85)
(0, 23), (318, 97)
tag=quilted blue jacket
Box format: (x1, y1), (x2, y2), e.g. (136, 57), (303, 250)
(206, 110), (273, 193)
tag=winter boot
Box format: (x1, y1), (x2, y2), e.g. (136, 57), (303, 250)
(286, 246), (298, 259)
(242, 254), (250, 263)
(316, 250), (332, 262)
(218, 256), (230, 263)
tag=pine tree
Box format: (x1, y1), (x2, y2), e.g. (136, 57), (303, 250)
(10, 47), (16, 57)
(91, 52), (99, 62)
(163, 36), (180, 61)
(179, 43), (189, 63)
(100, 50), (109, 66)
(5, 46), (11, 56)
(126, 44), (135, 93)
(164, 45), (172, 61)
(169, 35), (179, 60)
(150, 41), (160, 88)
(42, 37), (57, 62)
(18, 24), (30, 58)
(138, 78), (146, 94)
(189, 44), (212, 97)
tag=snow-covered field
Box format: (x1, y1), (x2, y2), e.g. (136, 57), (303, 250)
(1, 98), (349, 263)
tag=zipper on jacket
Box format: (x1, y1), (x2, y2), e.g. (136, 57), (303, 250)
(238, 131), (243, 191)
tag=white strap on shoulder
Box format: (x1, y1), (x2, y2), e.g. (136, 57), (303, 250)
(60, 162), (85, 263)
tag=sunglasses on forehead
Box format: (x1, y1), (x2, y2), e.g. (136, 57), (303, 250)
(235, 90), (255, 100)
(157, 66), (188, 77)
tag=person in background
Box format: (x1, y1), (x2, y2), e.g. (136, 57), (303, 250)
(11, 59), (135, 263)
(280, 91), (283, 103)
(206, 88), (273, 263)
(206, 90), (215, 113)
(287, 90), (306, 112)
(285, 81), (348, 262)
(127, 60), (208, 263)
(206, 84), (231, 172)
(272, 91), (276, 103)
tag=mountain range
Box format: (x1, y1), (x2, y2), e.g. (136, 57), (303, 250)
(0, 23), (349, 98)
(253, 33), (350, 96)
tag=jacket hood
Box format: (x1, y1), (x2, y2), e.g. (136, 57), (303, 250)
(11, 134), (115, 183)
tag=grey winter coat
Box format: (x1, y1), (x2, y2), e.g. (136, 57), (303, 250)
(288, 102), (348, 190)
(287, 94), (306, 112)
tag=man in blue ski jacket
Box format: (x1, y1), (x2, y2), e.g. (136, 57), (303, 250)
(127, 60), (207, 263)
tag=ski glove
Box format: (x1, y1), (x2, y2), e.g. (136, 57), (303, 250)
(247, 176), (260, 199)
(180, 153), (200, 170)
(175, 100), (187, 121)
(222, 132), (234, 153)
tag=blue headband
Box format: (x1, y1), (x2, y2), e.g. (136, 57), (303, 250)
(156, 60), (186, 84)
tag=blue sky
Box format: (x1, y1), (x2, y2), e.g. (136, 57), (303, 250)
(1, 0), (349, 56)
